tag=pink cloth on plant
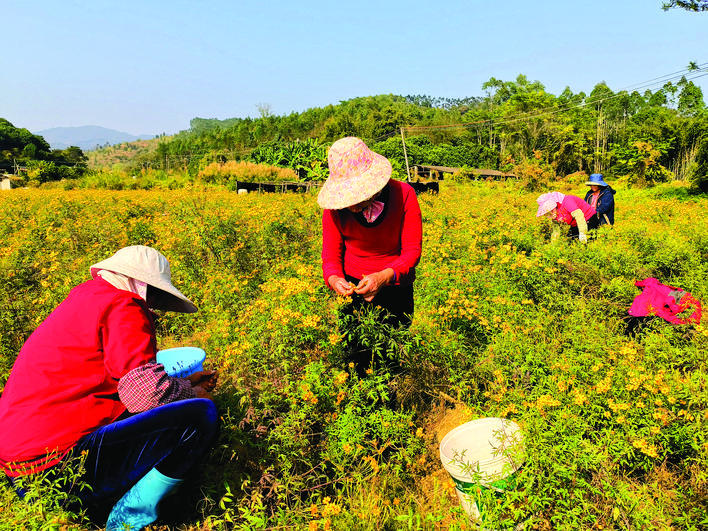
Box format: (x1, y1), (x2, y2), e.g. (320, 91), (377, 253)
(628, 278), (702, 325)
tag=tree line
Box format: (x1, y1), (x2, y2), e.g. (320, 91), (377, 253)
(0, 119), (88, 184)
(131, 73), (708, 191)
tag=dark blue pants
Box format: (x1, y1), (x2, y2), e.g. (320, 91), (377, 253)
(567, 216), (600, 238)
(341, 275), (414, 376)
(343, 274), (414, 329)
(11, 398), (218, 507)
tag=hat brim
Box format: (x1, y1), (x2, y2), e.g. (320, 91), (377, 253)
(90, 262), (197, 314)
(536, 199), (557, 217)
(585, 180), (608, 187)
(317, 154), (392, 210)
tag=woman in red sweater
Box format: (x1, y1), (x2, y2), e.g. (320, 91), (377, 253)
(318, 137), (422, 374)
(0, 246), (218, 530)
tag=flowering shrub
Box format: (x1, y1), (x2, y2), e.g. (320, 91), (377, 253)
(198, 160), (298, 185)
(0, 181), (705, 529)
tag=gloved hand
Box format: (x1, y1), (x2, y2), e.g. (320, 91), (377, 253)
(578, 233), (588, 243)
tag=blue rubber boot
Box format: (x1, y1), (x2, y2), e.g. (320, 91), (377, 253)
(106, 468), (182, 531)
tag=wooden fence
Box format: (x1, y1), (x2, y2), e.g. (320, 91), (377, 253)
(411, 165), (516, 180)
(234, 180), (439, 195)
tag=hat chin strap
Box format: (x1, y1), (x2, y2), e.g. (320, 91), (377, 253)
(96, 270), (148, 301)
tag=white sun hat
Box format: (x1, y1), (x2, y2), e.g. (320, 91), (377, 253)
(90, 245), (197, 313)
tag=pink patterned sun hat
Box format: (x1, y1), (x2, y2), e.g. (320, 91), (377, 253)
(536, 199), (558, 217)
(535, 192), (564, 217)
(317, 137), (392, 210)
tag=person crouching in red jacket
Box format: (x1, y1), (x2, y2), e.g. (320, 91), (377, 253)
(0, 245), (218, 531)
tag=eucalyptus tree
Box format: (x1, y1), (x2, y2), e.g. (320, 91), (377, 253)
(662, 0), (708, 11)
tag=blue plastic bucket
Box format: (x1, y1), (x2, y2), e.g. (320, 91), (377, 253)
(156, 347), (206, 377)
(439, 417), (524, 522)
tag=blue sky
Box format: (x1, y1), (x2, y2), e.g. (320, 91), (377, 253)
(2, 0), (707, 135)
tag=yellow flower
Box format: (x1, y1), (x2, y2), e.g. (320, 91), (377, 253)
(595, 377), (611, 394)
(607, 399), (630, 413)
(364, 456), (380, 474)
(333, 371), (348, 386)
(572, 391), (587, 406)
(535, 394), (561, 415)
(499, 403), (518, 416)
(632, 439), (659, 458)
(302, 386), (318, 405)
(619, 345), (637, 356)
(322, 502), (341, 517)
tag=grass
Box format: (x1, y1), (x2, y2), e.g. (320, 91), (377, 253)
(0, 180), (706, 530)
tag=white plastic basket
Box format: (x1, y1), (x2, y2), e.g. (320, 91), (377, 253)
(439, 417), (524, 521)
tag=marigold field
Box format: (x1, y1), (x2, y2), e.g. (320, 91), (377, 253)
(0, 181), (706, 530)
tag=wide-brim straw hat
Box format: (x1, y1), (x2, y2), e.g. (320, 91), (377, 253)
(585, 173), (609, 187)
(317, 137), (392, 210)
(90, 245), (197, 313)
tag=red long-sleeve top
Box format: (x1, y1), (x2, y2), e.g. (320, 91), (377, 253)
(0, 278), (192, 476)
(321, 180), (422, 286)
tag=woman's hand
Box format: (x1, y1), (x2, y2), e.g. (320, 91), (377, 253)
(187, 370), (218, 392)
(355, 268), (394, 302)
(328, 275), (355, 296)
(192, 385), (213, 400)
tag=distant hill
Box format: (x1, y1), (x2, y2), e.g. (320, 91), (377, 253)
(34, 126), (155, 151)
(87, 137), (167, 169)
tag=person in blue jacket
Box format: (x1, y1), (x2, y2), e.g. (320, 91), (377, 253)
(584, 173), (615, 226)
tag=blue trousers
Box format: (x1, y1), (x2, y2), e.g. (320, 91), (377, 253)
(73, 398), (218, 504)
(10, 398), (218, 507)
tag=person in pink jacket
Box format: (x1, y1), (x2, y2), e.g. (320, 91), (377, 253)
(536, 191), (598, 243)
(0, 246), (218, 531)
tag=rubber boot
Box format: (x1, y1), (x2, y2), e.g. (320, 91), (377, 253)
(105, 468), (182, 531)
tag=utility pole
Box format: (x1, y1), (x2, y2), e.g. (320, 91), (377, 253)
(400, 127), (411, 182)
